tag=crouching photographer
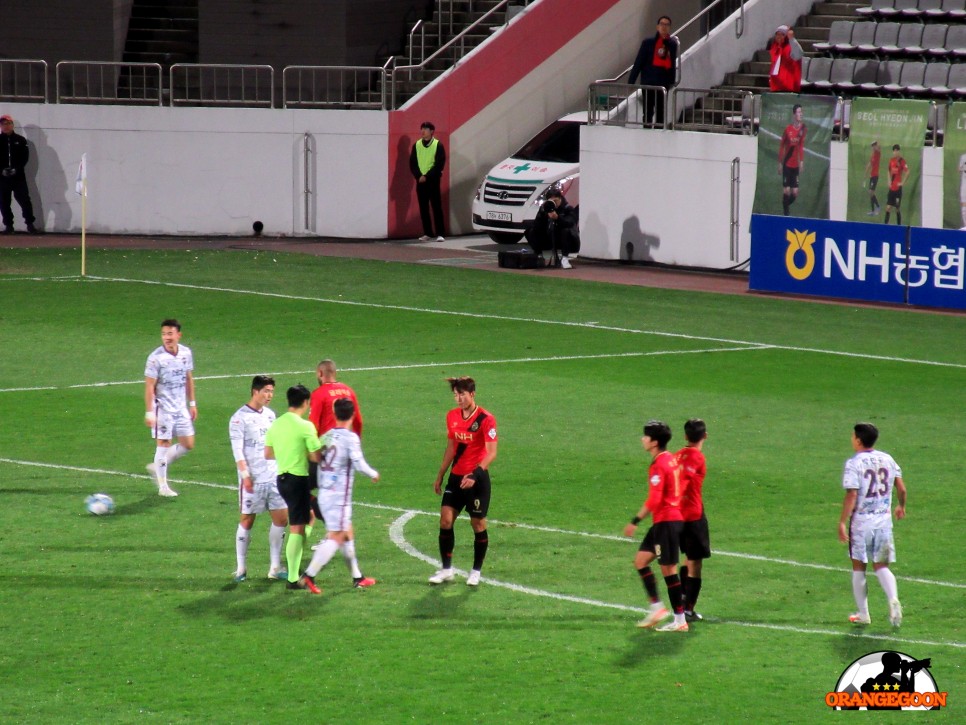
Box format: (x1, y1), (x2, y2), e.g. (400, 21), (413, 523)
(524, 188), (580, 269)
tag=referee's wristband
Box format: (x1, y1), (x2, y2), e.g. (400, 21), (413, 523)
(189, 400), (197, 407)
(630, 516), (642, 525)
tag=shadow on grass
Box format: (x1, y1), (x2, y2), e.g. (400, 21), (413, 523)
(616, 626), (692, 666)
(409, 581), (472, 620)
(178, 578), (331, 622)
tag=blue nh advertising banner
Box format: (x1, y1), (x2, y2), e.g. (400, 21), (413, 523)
(750, 214), (966, 310)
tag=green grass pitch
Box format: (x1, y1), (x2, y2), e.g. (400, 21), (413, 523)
(0, 247), (962, 722)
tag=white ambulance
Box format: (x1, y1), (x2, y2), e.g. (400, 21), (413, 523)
(471, 112), (584, 243)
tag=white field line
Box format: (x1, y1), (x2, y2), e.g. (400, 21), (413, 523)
(388, 511), (964, 651)
(2, 456), (963, 595)
(0, 346), (768, 394)
(11, 275), (965, 370)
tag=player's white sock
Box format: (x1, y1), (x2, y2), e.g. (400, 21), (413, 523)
(305, 538), (341, 578)
(235, 524), (251, 572)
(851, 571), (869, 615)
(153, 447), (169, 487)
(268, 524), (285, 569)
(875, 567), (898, 602)
(165, 443), (189, 465)
(342, 540), (363, 579)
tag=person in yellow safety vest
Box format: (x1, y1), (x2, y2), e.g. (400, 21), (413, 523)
(409, 121), (447, 242)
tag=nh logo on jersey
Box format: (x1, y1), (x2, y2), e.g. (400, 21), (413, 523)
(454, 432), (473, 441)
(825, 650), (946, 710)
(785, 228), (816, 280)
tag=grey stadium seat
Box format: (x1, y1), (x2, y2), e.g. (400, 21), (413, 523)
(920, 62), (951, 94)
(829, 58), (859, 91)
(881, 23), (924, 55)
(843, 59), (881, 91)
(842, 22), (878, 53)
(942, 0), (966, 20)
(804, 57), (833, 90)
(883, 61), (926, 94)
(856, 0), (895, 18)
(815, 21), (853, 54)
(859, 59), (904, 92)
(916, 0), (944, 16)
(949, 25), (966, 57)
(864, 22), (901, 55)
(878, 0), (918, 17)
(922, 24), (950, 58)
(946, 61), (966, 94)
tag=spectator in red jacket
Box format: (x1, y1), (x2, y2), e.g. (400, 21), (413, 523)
(768, 25), (803, 93)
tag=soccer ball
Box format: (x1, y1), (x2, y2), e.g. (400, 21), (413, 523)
(85, 493), (115, 516)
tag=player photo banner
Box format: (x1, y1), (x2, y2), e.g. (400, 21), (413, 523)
(847, 98), (928, 226)
(942, 102), (966, 230)
(753, 94), (835, 219)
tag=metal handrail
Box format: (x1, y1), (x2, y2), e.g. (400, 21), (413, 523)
(283, 65), (389, 109)
(391, 0), (513, 108)
(408, 20), (426, 76)
(0, 59), (48, 103)
(596, 0), (745, 84)
(56, 61), (163, 105)
(169, 63), (274, 107)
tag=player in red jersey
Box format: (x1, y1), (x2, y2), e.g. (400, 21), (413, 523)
(778, 104), (807, 216)
(309, 359), (363, 437)
(307, 359), (375, 588)
(429, 376), (498, 587)
(676, 419), (710, 623)
(883, 144), (910, 226)
(624, 420), (688, 632)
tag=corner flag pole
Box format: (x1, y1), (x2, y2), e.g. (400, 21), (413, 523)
(81, 181), (87, 276)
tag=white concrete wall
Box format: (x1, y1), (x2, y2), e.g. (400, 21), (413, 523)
(580, 125), (947, 268)
(4, 103), (387, 237)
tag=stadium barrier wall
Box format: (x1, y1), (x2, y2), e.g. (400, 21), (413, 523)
(749, 214), (966, 310)
(3, 102), (388, 238)
(578, 124), (945, 269)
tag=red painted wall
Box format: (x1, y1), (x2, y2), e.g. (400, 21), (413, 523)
(387, 0), (625, 238)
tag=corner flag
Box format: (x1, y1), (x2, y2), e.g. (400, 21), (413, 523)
(75, 153), (87, 196)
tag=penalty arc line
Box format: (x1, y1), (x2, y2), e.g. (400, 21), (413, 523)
(388, 511), (966, 651)
(2, 457), (963, 594)
(23, 274), (966, 371)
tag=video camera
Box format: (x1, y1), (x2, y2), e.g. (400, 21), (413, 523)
(900, 658), (931, 676)
(541, 199), (556, 214)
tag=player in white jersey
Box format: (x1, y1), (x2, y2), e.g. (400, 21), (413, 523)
(229, 375), (289, 582)
(838, 422), (907, 627)
(144, 318), (196, 497)
(301, 398), (380, 593)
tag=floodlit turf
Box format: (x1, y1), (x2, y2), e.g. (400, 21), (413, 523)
(0, 247), (963, 722)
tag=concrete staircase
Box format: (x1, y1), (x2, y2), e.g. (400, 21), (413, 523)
(367, 0), (520, 107)
(719, 1), (867, 93)
(119, 0), (199, 100)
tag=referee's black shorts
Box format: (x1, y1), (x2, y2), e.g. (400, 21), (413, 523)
(276, 473), (312, 525)
(680, 514), (712, 561)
